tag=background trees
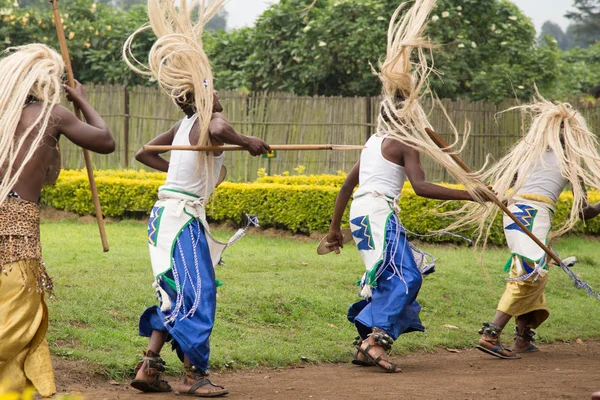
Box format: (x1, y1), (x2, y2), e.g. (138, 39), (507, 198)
(1, 0), (598, 102)
(207, 0), (561, 102)
(1, 0), (154, 85)
(566, 0), (600, 47)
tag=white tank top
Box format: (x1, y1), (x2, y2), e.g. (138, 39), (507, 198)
(354, 135), (406, 199)
(516, 150), (568, 203)
(160, 114), (224, 199)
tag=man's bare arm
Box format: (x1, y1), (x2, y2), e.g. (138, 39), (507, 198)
(209, 114), (270, 156)
(135, 123), (179, 172)
(577, 177), (600, 220)
(54, 82), (115, 154)
(399, 143), (475, 201)
(326, 161), (360, 253)
(581, 202), (600, 220)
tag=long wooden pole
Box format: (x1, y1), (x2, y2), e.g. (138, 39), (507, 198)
(143, 144), (365, 152)
(424, 127), (563, 265)
(51, 0), (109, 252)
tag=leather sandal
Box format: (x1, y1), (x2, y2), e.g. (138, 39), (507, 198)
(357, 343), (400, 373)
(175, 378), (228, 398)
(475, 322), (521, 359)
(175, 367), (228, 398)
(351, 348), (376, 367)
(130, 351), (172, 392)
(512, 327), (540, 353)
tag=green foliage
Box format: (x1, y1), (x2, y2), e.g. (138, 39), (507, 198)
(540, 21), (571, 50)
(41, 170), (600, 245)
(206, 182), (346, 233)
(256, 173), (346, 187)
(0, 0), (155, 85)
(41, 173), (162, 217)
(546, 41), (600, 98)
(242, 0), (390, 96)
(206, 28), (254, 91)
(209, 0), (560, 102)
(427, 0), (558, 101)
(0, 0), (13, 11)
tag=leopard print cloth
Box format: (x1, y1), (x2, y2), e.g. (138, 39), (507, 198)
(0, 197), (53, 295)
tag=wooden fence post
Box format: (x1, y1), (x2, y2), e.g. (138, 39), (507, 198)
(124, 86), (130, 168)
(365, 96), (372, 142)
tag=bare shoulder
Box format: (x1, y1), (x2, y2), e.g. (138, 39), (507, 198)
(20, 103), (71, 138)
(382, 136), (415, 158)
(50, 104), (76, 119)
(49, 104), (79, 131)
(208, 113), (230, 132)
(211, 112), (226, 121)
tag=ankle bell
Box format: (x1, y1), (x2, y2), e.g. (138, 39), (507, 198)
(479, 322), (502, 338)
(186, 365), (209, 378)
(513, 326), (536, 342)
(369, 328), (394, 352)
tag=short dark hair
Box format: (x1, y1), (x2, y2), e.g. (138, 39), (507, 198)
(380, 90), (406, 123)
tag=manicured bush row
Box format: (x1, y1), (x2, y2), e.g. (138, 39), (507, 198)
(59, 169), (167, 181)
(257, 174), (346, 187)
(42, 175), (163, 217)
(41, 170), (600, 244)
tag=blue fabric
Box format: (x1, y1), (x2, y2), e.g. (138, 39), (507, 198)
(347, 216), (424, 340)
(139, 220), (216, 371)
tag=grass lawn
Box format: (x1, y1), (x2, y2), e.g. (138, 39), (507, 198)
(40, 219), (600, 379)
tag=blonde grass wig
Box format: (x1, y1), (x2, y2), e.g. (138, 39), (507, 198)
(124, 0), (224, 191)
(448, 92), (600, 246)
(0, 44), (64, 206)
(375, 0), (489, 202)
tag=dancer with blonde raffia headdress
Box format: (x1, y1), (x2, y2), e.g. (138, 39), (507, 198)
(0, 43), (114, 396)
(324, 0), (492, 373)
(449, 92), (600, 359)
(124, 0), (270, 396)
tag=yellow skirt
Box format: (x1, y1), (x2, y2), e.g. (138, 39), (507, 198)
(497, 260), (550, 329)
(0, 261), (56, 397)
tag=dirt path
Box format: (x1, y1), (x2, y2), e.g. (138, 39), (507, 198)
(53, 341), (600, 400)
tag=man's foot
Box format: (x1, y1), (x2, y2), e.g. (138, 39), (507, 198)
(475, 322), (521, 360)
(350, 335), (374, 367)
(175, 366), (228, 397)
(356, 328), (400, 373)
(352, 348), (375, 367)
(511, 327), (540, 353)
(130, 351), (172, 393)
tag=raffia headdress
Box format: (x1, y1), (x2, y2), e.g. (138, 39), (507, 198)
(375, 0), (489, 202)
(0, 44), (64, 206)
(447, 91), (600, 245)
(124, 0), (224, 183)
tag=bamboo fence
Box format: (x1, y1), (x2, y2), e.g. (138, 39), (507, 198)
(58, 86), (600, 182)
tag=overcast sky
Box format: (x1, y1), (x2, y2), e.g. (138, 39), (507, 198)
(224, 0), (576, 33)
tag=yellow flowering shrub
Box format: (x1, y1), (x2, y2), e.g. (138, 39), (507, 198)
(59, 169), (167, 181)
(257, 174), (346, 187)
(40, 170), (600, 244)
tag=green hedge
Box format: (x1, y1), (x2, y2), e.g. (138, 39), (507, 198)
(41, 170), (600, 245)
(257, 174), (346, 187)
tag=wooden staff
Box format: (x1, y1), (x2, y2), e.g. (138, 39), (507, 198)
(51, 0), (109, 252)
(425, 127), (563, 266)
(143, 144), (365, 152)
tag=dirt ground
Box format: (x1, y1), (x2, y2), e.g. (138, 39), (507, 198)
(52, 341), (600, 400)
